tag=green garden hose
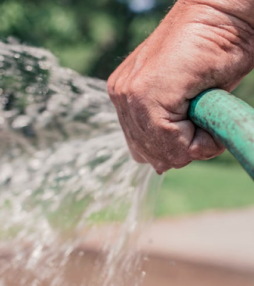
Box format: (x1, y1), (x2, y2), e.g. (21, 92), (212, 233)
(189, 89), (254, 180)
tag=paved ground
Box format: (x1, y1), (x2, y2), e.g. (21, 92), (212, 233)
(138, 207), (254, 272)
(2, 208), (254, 286)
(83, 207), (254, 273)
(77, 207), (254, 285)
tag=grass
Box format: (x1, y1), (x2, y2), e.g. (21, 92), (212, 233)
(81, 156), (254, 224)
(151, 160), (254, 218)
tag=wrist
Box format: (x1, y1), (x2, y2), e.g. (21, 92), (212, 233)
(180, 0), (254, 28)
(154, 0), (254, 95)
(164, 0), (254, 58)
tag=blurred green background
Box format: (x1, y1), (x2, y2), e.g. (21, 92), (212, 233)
(0, 0), (254, 219)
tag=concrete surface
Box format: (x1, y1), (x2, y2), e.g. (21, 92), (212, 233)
(83, 207), (254, 273)
(138, 207), (254, 272)
(2, 207), (254, 286)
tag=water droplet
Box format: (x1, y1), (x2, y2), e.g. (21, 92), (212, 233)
(12, 115), (31, 129)
(78, 251), (84, 256)
(142, 271), (146, 277)
(25, 65), (33, 71)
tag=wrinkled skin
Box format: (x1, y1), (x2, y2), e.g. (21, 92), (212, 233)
(107, 0), (254, 174)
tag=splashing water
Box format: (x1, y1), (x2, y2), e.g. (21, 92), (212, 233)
(0, 41), (159, 286)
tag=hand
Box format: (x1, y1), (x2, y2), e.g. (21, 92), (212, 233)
(107, 0), (254, 174)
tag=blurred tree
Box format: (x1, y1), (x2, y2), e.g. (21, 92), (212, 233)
(0, 0), (253, 106)
(0, 0), (173, 78)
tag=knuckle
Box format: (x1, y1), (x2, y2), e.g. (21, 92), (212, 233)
(189, 144), (209, 160)
(166, 123), (180, 137)
(155, 164), (171, 174)
(189, 144), (222, 160)
(108, 92), (117, 105)
(108, 77), (129, 106)
(128, 76), (148, 96)
(172, 161), (192, 169)
(114, 77), (126, 96)
(150, 159), (172, 174)
(107, 74), (116, 95)
(107, 76), (118, 104)
(189, 144), (200, 158)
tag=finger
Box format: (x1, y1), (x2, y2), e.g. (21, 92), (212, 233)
(137, 154), (172, 174)
(172, 161), (192, 169)
(107, 43), (145, 99)
(150, 160), (171, 175)
(128, 143), (147, 163)
(189, 127), (225, 160)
